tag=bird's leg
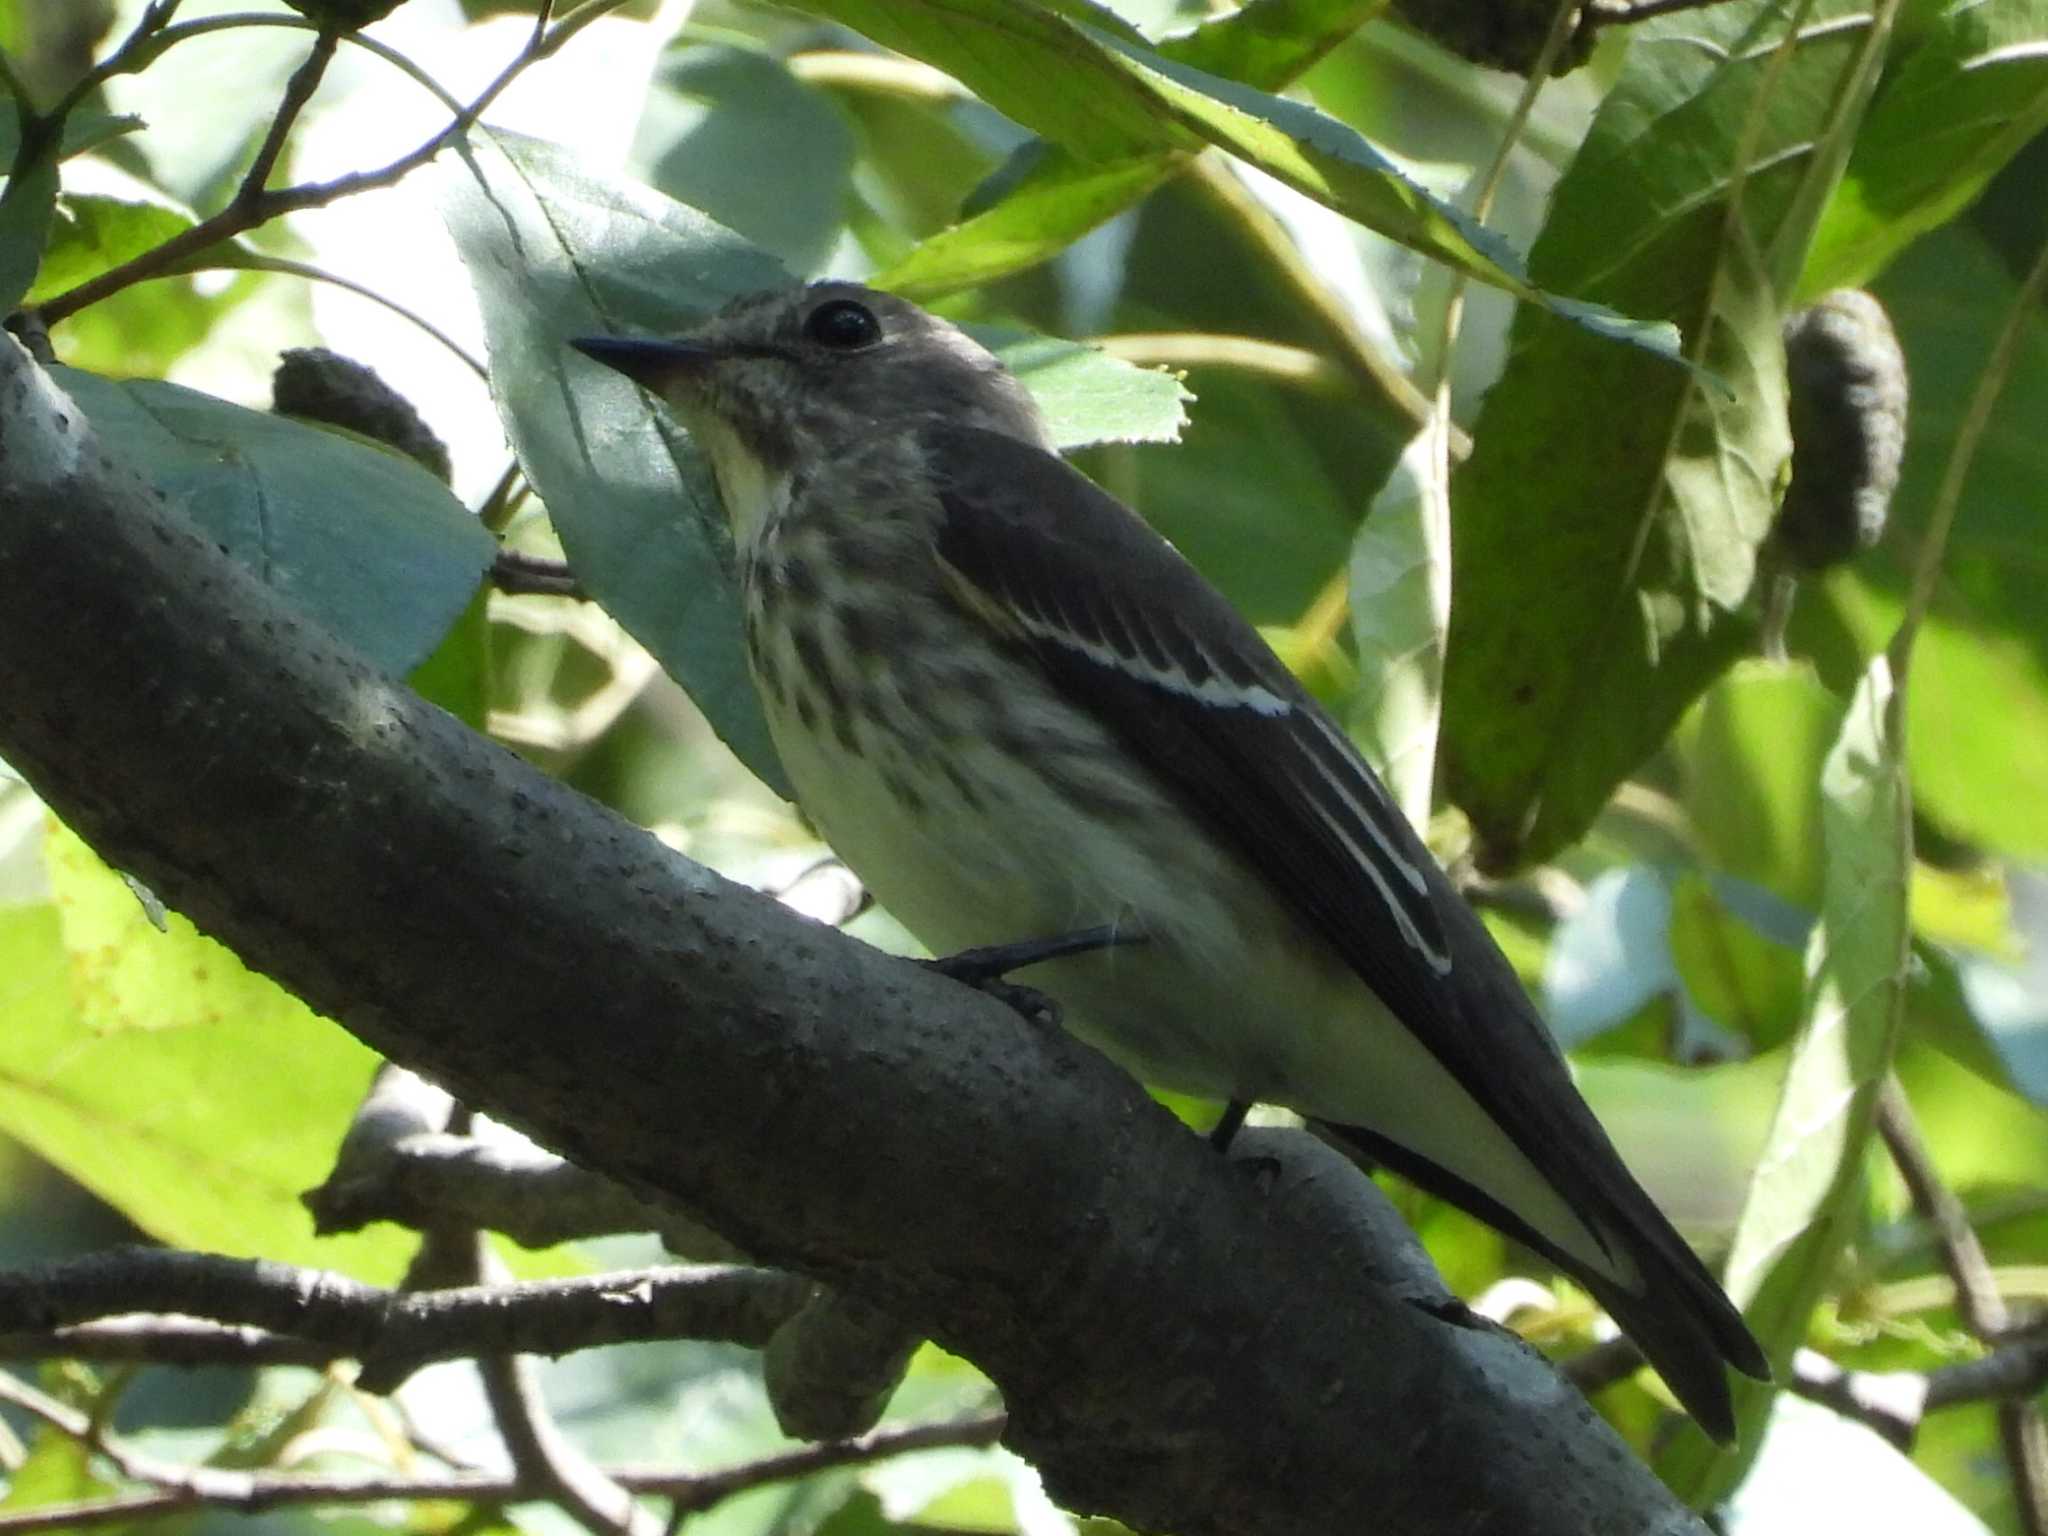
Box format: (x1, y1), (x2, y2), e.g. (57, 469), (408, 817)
(924, 923), (1143, 1027)
(1208, 1100), (1252, 1151)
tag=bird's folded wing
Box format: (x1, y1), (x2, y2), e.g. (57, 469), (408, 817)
(922, 422), (1647, 1243)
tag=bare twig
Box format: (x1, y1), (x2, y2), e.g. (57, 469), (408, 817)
(486, 1345), (662, 1536)
(1925, 1327), (2048, 1414)
(0, 1249), (808, 1386)
(2005, 1402), (2048, 1536)
(0, 1369), (262, 1508)
(0, 1384), (1004, 1536)
(238, 27), (340, 204)
(36, 0), (630, 326)
(431, 1222), (662, 1536)
(53, 12), (466, 126)
(1876, 1077), (2007, 1336)
(493, 550), (586, 600)
(1785, 1347), (1925, 1452)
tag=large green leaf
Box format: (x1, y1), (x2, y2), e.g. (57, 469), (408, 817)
(26, 191), (209, 304)
(0, 125), (56, 313)
(438, 129), (1188, 799)
(878, 0), (1384, 298)
(633, 44), (856, 274)
(1441, 0), (1892, 870)
(878, 150), (1175, 300)
(1347, 420), (1451, 825)
(1658, 656), (1911, 1500)
(809, 0), (1678, 358)
(0, 832), (408, 1280)
(1803, 0), (2048, 295)
(1678, 659), (1842, 911)
(53, 367), (493, 677)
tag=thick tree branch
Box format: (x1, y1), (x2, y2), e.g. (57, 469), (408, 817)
(0, 340), (1710, 1535)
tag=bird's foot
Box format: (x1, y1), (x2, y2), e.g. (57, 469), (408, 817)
(1208, 1099), (1252, 1151)
(924, 924), (1144, 1028)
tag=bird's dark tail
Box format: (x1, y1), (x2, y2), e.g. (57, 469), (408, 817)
(1320, 1120), (1769, 1443)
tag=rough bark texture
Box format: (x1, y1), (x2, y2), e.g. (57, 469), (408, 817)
(0, 338), (1710, 1535)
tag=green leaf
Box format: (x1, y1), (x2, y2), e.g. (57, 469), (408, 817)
(439, 128), (1187, 798)
(1667, 872), (1806, 1052)
(1441, 0), (1891, 870)
(788, 0), (1196, 161)
(0, 109), (143, 170)
(0, 834), (411, 1281)
(1153, 0), (1386, 88)
(53, 367), (493, 677)
(25, 192), (197, 304)
(983, 326), (1190, 447)
(439, 127), (797, 796)
(802, 1), (1678, 357)
(1803, 0), (2048, 295)
(878, 150), (1175, 300)
(1346, 421), (1450, 826)
(877, 0), (1383, 298)
(0, 1422), (112, 1514)
(1678, 659), (1843, 910)
(1657, 655), (1911, 1500)
(0, 134), (56, 313)
(633, 44), (856, 273)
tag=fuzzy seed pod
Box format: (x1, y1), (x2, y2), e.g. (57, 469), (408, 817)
(285, 0), (407, 29)
(1774, 289), (1908, 572)
(273, 349), (451, 484)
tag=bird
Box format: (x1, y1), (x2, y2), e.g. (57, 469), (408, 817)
(570, 280), (1769, 1440)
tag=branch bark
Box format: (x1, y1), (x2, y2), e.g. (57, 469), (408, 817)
(0, 338), (1711, 1535)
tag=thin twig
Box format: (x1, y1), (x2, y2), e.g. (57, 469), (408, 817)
(0, 1369), (261, 1507)
(493, 550), (586, 600)
(1876, 1077), (2007, 1337)
(0, 1249), (807, 1385)
(207, 256), (489, 381)
(0, 1391), (1005, 1536)
(485, 1347), (661, 1536)
(238, 28), (340, 202)
(54, 13), (465, 124)
(36, 0), (628, 327)
(2004, 1402), (2048, 1536)
(1924, 1327), (2048, 1414)
(477, 459), (531, 533)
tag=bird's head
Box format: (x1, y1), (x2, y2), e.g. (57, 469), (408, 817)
(572, 281), (1050, 484)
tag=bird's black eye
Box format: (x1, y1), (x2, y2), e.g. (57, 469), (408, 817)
(804, 298), (882, 351)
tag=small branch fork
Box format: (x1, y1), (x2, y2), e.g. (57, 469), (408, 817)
(1876, 1078), (2048, 1536)
(1559, 1075), (2048, 1498)
(27, 1), (633, 328)
(0, 1366), (1004, 1536)
(0, 1066), (999, 1536)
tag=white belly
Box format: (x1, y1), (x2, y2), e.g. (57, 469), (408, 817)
(748, 573), (1611, 1276)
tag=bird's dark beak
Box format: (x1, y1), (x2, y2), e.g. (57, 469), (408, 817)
(569, 335), (716, 391)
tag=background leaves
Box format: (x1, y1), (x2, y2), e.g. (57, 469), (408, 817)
(0, 0), (2046, 1532)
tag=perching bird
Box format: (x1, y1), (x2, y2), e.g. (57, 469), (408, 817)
(571, 281), (1769, 1439)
